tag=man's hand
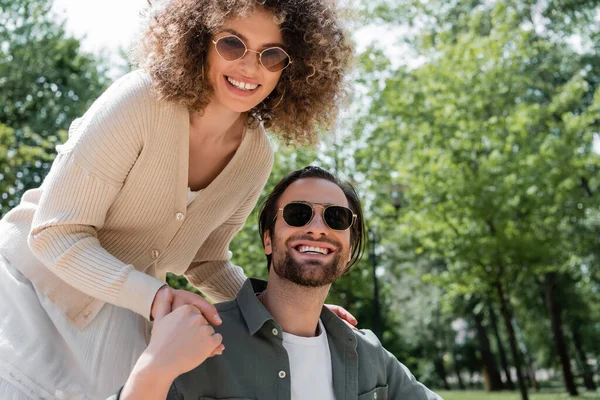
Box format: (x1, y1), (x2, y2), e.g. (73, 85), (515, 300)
(120, 305), (224, 400)
(147, 304), (224, 375)
(151, 285), (222, 326)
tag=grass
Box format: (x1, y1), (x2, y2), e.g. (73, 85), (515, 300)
(436, 390), (600, 400)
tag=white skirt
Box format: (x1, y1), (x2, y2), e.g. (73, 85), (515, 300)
(0, 254), (148, 400)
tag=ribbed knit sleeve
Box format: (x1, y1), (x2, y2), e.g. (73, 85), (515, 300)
(28, 71), (166, 319)
(185, 184), (265, 302)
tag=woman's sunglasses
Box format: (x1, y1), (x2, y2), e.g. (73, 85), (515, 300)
(277, 202), (357, 231)
(212, 35), (292, 73)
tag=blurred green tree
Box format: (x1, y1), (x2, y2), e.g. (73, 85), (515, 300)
(0, 0), (109, 215)
(353, 0), (600, 397)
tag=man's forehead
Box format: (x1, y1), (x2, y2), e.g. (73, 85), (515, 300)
(279, 178), (349, 207)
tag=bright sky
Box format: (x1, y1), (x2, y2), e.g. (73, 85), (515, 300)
(51, 1), (600, 153)
(50, 0), (404, 74)
(52, 0), (148, 60)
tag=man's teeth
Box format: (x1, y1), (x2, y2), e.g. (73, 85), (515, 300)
(227, 77), (258, 91)
(298, 245), (329, 255)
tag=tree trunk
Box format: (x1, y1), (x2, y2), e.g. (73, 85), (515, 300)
(434, 356), (451, 390)
(523, 351), (540, 391)
(451, 346), (466, 390)
(488, 303), (516, 390)
(513, 319), (540, 392)
(571, 323), (597, 391)
(496, 278), (529, 400)
(473, 312), (504, 391)
(543, 272), (579, 396)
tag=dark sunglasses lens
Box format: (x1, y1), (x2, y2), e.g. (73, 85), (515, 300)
(324, 206), (353, 230)
(261, 48), (290, 72)
(282, 203), (313, 227)
(216, 36), (246, 61)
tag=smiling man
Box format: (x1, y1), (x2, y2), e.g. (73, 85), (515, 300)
(114, 166), (442, 400)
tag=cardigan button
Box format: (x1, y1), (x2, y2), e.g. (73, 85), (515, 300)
(175, 212), (185, 221)
(278, 370), (286, 379)
(151, 249), (160, 259)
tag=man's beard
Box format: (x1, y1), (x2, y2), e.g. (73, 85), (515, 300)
(271, 235), (348, 287)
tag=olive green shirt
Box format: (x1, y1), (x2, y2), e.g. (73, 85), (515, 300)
(115, 278), (442, 400)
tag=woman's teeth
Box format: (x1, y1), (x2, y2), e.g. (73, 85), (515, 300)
(227, 77), (258, 91)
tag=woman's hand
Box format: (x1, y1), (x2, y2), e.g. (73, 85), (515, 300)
(325, 304), (358, 330)
(150, 285), (222, 326)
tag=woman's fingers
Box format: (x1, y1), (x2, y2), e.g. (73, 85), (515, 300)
(190, 297), (222, 325)
(325, 304), (358, 326)
(172, 290), (222, 325)
(151, 285), (174, 321)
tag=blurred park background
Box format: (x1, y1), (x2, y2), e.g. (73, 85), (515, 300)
(1, 0), (599, 398)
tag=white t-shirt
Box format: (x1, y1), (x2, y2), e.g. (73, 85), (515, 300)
(281, 319), (336, 400)
(186, 188), (202, 206)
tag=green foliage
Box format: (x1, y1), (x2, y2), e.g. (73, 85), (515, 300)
(352, 0), (600, 388)
(438, 390), (600, 400)
(4, 0), (600, 392)
(0, 0), (109, 215)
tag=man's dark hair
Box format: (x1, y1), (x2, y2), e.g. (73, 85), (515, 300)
(258, 166), (366, 272)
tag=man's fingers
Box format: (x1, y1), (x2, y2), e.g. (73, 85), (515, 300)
(209, 344), (225, 358)
(210, 333), (223, 348)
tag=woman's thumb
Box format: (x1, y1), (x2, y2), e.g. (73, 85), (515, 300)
(151, 285), (173, 321)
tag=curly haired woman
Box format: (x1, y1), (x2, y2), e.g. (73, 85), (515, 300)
(0, 1), (353, 398)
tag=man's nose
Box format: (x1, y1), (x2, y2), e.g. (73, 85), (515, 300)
(305, 209), (328, 235)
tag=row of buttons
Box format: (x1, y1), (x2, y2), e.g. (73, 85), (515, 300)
(150, 212), (186, 259)
(272, 327), (286, 379)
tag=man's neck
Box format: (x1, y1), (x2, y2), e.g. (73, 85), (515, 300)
(261, 274), (331, 338)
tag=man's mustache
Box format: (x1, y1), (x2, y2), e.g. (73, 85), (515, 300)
(285, 234), (342, 250)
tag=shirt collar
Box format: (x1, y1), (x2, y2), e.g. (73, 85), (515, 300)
(237, 278), (273, 336)
(237, 278), (357, 348)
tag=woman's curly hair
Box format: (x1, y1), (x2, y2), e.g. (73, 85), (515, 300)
(130, 0), (353, 145)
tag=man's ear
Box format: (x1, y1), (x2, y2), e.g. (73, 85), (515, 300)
(264, 230), (273, 255)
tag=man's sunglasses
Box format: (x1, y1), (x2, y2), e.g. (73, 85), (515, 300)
(277, 202), (357, 231)
(212, 35), (292, 73)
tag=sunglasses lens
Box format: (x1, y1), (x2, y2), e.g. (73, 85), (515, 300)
(216, 36), (246, 61)
(260, 48), (290, 72)
(324, 206), (354, 230)
(282, 203), (313, 227)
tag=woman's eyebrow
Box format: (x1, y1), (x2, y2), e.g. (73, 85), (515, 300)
(220, 28), (285, 48)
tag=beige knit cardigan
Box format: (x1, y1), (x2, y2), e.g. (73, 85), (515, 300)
(0, 70), (274, 330)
